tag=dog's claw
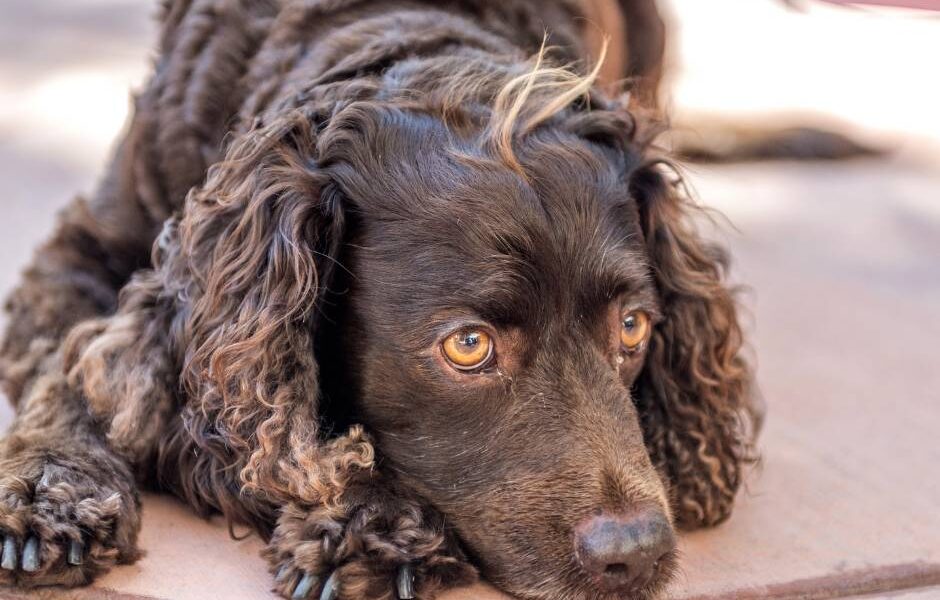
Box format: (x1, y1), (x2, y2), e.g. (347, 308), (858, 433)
(397, 564), (415, 600)
(319, 572), (338, 600)
(68, 539), (84, 566)
(1, 536), (17, 570)
(292, 572), (316, 599)
(21, 536), (40, 572)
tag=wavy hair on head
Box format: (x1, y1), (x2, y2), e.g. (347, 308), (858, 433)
(485, 36), (609, 175)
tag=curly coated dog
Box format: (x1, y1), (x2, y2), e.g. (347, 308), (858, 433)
(0, 1), (758, 598)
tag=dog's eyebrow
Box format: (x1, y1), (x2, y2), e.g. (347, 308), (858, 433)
(576, 249), (659, 317)
(454, 259), (543, 324)
(444, 243), (656, 326)
(593, 247), (656, 297)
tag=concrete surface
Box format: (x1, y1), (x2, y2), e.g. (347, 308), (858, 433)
(2, 1), (939, 599)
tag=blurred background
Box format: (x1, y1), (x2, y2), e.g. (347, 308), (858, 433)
(0, 1), (938, 598)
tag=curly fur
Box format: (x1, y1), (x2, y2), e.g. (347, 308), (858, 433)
(0, 1), (755, 598)
(631, 162), (757, 527)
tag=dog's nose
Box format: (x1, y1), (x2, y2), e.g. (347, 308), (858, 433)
(574, 508), (675, 593)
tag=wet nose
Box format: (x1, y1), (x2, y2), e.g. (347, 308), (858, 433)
(574, 508), (676, 593)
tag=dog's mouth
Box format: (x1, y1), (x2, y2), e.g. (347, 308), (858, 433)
(494, 547), (678, 600)
(590, 556), (678, 599)
(625, 547), (680, 600)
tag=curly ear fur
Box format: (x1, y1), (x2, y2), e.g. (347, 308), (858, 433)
(169, 109), (376, 510)
(65, 108), (376, 534)
(631, 160), (758, 530)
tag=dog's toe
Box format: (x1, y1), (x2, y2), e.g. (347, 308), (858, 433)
(67, 539), (84, 566)
(288, 571), (317, 599)
(315, 572), (337, 600)
(396, 564), (415, 600)
(0, 534), (84, 576)
(274, 567), (328, 600)
(280, 566), (409, 600)
(1, 535), (18, 570)
(20, 536), (39, 572)
(0, 455), (140, 586)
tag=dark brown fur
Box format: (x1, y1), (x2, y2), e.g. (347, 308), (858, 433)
(0, 1), (756, 598)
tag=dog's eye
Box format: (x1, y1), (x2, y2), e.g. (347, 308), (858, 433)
(620, 311), (651, 351)
(442, 329), (493, 371)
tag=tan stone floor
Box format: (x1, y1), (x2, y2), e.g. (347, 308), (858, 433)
(1, 1), (939, 599)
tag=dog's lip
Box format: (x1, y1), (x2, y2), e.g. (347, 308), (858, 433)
(485, 545), (678, 600)
(575, 551), (678, 600)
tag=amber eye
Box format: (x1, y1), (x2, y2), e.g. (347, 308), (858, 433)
(442, 329), (493, 371)
(620, 311), (651, 351)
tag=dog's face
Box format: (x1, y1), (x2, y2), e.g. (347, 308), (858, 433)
(173, 56), (750, 600)
(320, 108), (678, 598)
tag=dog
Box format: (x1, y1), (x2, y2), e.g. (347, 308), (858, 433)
(0, 1), (758, 598)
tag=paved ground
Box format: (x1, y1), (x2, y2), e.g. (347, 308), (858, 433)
(1, 1), (939, 599)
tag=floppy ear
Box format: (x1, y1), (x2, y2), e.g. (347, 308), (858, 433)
(630, 160), (759, 529)
(173, 111), (373, 510)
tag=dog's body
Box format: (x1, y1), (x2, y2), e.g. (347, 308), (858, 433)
(0, 2), (755, 599)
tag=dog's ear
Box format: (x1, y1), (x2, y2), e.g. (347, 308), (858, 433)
(175, 111), (373, 507)
(629, 160), (759, 529)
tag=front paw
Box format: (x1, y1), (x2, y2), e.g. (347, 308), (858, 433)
(0, 450), (140, 588)
(266, 493), (476, 600)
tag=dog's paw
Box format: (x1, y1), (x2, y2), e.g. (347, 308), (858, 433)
(267, 493), (476, 600)
(0, 451), (141, 588)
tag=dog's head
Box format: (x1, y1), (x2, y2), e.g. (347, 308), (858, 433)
(178, 52), (756, 600)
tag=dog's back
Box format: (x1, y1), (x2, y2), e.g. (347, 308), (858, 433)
(127, 0), (605, 232)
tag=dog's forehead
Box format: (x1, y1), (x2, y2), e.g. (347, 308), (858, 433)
(350, 129), (651, 321)
(347, 110), (639, 236)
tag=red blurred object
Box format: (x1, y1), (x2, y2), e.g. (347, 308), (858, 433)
(814, 0), (940, 9)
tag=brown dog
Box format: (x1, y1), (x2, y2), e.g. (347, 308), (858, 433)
(0, 1), (756, 599)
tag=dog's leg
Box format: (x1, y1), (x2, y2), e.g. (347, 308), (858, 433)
(262, 429), (477, 600)
(0, 365), (141, 587)
(666, 113), (883, 162)
(0, 80), (175, 590)
(0, 0), (255, 407)
(0, 195), (155, 407)
(0, 254), (183, 586)
(0, 97), (186, 408)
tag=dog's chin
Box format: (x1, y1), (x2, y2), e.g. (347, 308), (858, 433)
(496, 549), (679, 600)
